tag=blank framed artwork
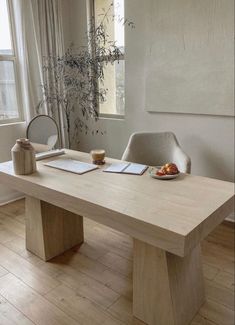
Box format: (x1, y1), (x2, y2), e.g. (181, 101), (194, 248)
(145, 0), (234, 116)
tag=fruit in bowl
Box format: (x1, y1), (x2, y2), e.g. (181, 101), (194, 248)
(156, 163), (179, 176)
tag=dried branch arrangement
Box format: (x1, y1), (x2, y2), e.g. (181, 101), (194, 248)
(40, 2), (134, 148)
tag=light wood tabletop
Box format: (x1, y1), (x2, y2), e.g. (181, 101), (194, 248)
(0, 149), (234, 325)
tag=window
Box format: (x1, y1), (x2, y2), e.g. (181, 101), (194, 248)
(0, 0), (22, 123)
(92, 0), (125, 117)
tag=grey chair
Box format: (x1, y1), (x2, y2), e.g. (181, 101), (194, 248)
(122, 132), (191, 173)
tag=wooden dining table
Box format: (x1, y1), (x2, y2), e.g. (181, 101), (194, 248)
(0, 149), (234, 325)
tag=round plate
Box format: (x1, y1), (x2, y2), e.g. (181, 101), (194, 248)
(149, 167), (180, 180)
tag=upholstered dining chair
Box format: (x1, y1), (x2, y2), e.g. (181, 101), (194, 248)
(122, 132), (191, 173)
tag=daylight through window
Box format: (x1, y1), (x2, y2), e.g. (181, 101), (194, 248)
(0, 0), (21, 123)
(94, 0), (125, 117)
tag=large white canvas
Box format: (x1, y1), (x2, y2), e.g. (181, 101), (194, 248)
(145, 0), (234, 116)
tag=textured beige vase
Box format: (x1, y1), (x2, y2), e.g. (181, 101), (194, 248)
(11, 138), (37, 175)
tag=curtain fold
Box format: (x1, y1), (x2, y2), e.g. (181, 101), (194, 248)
(11, 0), (65, 147)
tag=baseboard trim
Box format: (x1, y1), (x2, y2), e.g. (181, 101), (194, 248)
(0, 192), (25, 206)
(225, 218), (235, 223)
(225, 212), (235, 223)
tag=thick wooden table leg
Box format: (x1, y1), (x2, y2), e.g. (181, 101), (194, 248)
(25, 196), (84, 261)
(133, 239), (205, 325)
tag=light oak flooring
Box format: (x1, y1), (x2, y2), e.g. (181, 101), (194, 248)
(0, 199), (234, 325)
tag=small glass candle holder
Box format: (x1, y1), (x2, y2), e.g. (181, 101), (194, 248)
(90, 149), (105, 165)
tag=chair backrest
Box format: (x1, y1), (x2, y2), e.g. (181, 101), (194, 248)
(122, 132), (181, 166)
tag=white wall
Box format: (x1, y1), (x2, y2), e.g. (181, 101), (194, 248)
(145, 0), (234, 117)
(63, 0), (234, 184)
(0, 122), (26, 204)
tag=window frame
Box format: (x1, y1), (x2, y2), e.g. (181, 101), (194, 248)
(87, 0), (125, 119)
(0, 0), (24, 125)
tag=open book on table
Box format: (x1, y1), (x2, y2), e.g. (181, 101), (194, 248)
(103, 162), (148, 175)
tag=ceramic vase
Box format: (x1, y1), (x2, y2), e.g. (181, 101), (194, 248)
(11, 138), (37, 175)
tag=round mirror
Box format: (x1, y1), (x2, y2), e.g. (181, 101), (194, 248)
(27, 115), (59, 152)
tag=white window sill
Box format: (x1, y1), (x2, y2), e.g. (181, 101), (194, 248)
(99, 114), (125, 121)
(0, 120), (26, 127)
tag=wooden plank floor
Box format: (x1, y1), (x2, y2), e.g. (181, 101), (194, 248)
(0, 199), (234, 325)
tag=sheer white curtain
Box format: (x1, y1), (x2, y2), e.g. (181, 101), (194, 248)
(11, 0), (65, 147)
